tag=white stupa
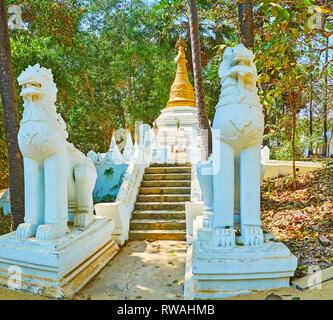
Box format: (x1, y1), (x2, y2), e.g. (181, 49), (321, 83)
(154, 35), (200, 155)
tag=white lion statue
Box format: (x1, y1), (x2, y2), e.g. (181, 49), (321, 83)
(16, 64), (97, 241)
(197, 44), (265, 247)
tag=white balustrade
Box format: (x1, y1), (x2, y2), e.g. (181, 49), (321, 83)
(94, 124), (151, 245)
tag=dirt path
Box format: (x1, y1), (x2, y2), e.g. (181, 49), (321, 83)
(0, 287), (48, 300)
(74, 240), (187, 300)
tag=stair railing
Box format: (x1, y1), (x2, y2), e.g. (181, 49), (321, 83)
(185, 135), (204, 244)
(94, 124), (151, 245)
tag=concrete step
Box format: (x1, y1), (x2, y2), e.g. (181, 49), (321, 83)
(139, 187), (191, 195)
(134, 202), (185, 211)
(132, 210), (186, 220)
(143, 174), (191, 181)
(150, 163), (191, 167)
(141, 180), (191, 188)
(129, 163), (190, 241)
(129, 229), (186, 241)
(130, 219), (186, 230)
(136, 194), (190, 203)
(145, 167), (191, 174)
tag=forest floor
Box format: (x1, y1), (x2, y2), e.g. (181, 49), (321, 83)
(261, 165), (333, 277)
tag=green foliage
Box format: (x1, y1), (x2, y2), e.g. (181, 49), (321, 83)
(104, 167), (114, 177)
(325, 160), (333, 168)
(0, 0), (332, 183)
(2, 0), (177, 161)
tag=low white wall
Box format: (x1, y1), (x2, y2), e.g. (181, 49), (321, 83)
(263, 160), (323, 179)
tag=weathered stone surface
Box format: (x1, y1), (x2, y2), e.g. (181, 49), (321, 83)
(0, 217), (118, 299)
(136, 194), (190, 203)
(130, 163), (190, 241)
(130, 219), (186, 230)
(185, 216), (297, 299)
(134, 202), (186, 211)
(145, 167), (191, 174)
(129, 229), (186, 241)
(292, 266), (333, 291)
(150, 162), (191, 167)
(141, 180), (191, 188)
(139, 187), (191, 195)
(143, 173), (191, 181)
(132, 210), (185, 220)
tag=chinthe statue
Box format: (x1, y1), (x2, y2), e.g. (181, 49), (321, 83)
(16, 64), (97, 241)
(198, 44), (265, 247)
(189, 44), (297, 300)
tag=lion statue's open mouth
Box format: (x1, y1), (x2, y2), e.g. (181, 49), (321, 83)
(17, 64), (56, 102)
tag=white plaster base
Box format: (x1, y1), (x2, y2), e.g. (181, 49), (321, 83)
(184, 216), (297, 299)
(0, 216), (119, 299)
(185, 201), (204, 244)
(95, 202), (129, 245)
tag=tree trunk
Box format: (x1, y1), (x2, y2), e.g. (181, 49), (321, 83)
(289, 93), (297, 190)
(0, 0), (25, 230)
(238, 0), (254, 49)
(308, 79), (313, 156)
(187, 0), (212, 160)
(291, 108), (297, 190)
(262, 83), (270, 147)
(322, 36), (328, 157)
(262, 106), (269, 146)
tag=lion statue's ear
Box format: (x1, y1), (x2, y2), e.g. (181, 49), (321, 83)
(39, 66), (58, 103)
(223, 47), (233, 60)
(218, 47), (233, 79)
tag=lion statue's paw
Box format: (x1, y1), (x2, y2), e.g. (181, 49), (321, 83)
(202, 214), (213, 228)
(16, 223), (38, 240)
(74, 213), (93, 228)
(242, 225), (264, 246)
(36, 223), (68, 241)
(213, 227), (235, 248)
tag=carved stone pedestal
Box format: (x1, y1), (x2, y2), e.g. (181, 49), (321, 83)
(184, 216), (297, 299)
(0, 217), (118, 299)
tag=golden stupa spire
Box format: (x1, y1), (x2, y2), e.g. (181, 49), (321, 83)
(166, 33), (196, 108)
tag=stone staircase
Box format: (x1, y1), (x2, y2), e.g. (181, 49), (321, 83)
(129, 163), (191, 241)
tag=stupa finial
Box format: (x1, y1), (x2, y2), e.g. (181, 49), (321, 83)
(166, 30), (196, 108)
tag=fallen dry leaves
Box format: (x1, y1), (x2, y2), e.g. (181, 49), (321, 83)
(261, 166), (333, 277)
(0, 211), (11, 236)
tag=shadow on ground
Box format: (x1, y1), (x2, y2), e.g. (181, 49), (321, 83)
(74, 240), (187, 300)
